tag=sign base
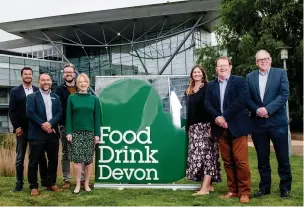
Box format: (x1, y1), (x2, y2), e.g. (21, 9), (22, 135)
(94, 183), (201, 190)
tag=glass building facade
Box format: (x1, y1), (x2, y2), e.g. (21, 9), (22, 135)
(66, 28), (211, 86)
(0, 55), (65, 88)
(0, 54), (65, 132)
(0, 25), (212, 132)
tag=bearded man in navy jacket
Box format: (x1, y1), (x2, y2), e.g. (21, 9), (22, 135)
(26, 73), (62, 196)
(9, 67), (47, 192)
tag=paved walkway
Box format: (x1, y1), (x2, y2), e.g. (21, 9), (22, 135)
(248, 139), (303, 156)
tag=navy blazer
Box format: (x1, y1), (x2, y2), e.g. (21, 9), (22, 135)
(9, 84), (39, 132)
(205, 75), (252, 138)
(26, 90), (62, 140)
(246, 67), (289, 130)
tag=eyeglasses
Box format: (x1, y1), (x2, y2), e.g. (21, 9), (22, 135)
(216, 64), (230, 68)
(257, 57), (270, 63)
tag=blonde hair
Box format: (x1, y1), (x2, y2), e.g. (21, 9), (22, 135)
(76, 73), (90, 87)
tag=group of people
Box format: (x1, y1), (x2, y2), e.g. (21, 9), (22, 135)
(8, 49), (292, 201)
(9, 64), (101, 196)
(185, 50), (292, 204)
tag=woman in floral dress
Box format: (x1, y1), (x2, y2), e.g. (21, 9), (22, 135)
(185, 64), (221, 195)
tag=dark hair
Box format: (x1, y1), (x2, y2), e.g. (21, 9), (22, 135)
(21, 67), (33, 76)
(215, 56), (232, 66)
(186, 64), (208, 95)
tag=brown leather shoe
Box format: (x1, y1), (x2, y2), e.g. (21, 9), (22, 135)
(31, 189), (39, 196)
(62, 181), (71, 189)
(240, 195), (250, 204)
(47, 185), (61, 192)
(219, 192), (239, 199)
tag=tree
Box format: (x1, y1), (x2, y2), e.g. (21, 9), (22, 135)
(195, 45), (222, 80)
(197, 0), (303, 130)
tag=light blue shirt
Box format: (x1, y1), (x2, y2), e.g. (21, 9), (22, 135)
(218, 75), (230, 113)
(39, 88), (52, 121)
(259, 68), (270, 102)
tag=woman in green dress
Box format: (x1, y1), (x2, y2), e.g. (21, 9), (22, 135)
(65, 73), (101, 194)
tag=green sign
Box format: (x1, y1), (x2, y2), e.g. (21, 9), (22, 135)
(95, 79), (187, 183)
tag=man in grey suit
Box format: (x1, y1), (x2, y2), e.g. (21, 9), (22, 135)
(246, 50), (292, 199)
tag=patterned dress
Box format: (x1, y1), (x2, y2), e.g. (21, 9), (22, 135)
(185, 84), (221, 183)
(65, 93), (101, 164)
(69, 130), (95, 164)
(186, 122), (221, 182)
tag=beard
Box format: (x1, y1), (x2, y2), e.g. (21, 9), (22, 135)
(23, 78), (32, 83)
(41, 85), (50, 91)
(65, 78), (74, 83)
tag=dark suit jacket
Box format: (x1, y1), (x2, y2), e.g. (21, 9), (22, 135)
(205, 75), (252, 138)
(9, 84), (39, 132)
(55, 83), (73, 126)
(246, 67), (289, 130)
(26, 90), (62, 140)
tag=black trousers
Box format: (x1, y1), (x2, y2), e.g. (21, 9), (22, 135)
(252, 125), (292, 192)
(15, 131), (47, 188)
(28, 136), (59, 190)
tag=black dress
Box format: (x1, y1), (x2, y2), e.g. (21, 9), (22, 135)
(185, 84), (221, 182)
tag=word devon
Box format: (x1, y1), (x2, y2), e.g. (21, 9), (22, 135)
(97, 127), (159, 181)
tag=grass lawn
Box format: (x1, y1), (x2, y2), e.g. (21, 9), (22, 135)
(0, 147), (302, 206)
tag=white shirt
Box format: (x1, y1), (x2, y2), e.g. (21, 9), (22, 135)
(259, 68), (270, 102)
(23, 84), (33, 96)
(39, 88), (52, 121)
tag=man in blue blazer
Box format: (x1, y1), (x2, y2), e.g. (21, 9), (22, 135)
(246, 50), (291, 198)
(9, 67), (47, 192)
(26, 73), (62, 196)
(205, 56), (252, 204)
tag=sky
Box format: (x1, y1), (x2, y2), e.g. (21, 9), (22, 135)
(0, 0), (183, 41)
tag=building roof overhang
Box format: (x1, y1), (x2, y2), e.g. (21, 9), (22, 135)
(0, 0), (220, 49)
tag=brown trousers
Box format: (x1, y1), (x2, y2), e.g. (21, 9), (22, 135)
(218, 131), (251, 195)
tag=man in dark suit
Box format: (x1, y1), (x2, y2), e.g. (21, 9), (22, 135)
(9, 67), (47, 192)
(205, 56), (252, 204)
(246, 50), (292, 198)
(26, 73), (62, 196)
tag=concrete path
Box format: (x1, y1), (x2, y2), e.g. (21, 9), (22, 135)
(248, 139), (303, 156)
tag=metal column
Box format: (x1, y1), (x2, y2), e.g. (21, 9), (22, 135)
(283, 59), (292, 156)
(41, 30), (97, 96)
(158, 13), (206, 75)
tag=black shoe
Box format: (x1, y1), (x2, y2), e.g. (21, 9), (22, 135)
(254, 190), (270, 197)
(280, 190), (290, 199)
(12, 186), (23, 192)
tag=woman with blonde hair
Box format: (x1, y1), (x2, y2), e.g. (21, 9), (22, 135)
(185, 64), (221, 195)
(65, 73), (101, 194)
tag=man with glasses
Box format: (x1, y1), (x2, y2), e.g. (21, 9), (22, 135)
(205, 56), (252, 204)
(246, 50), (292, 198)
(55, 64), (84, 189)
